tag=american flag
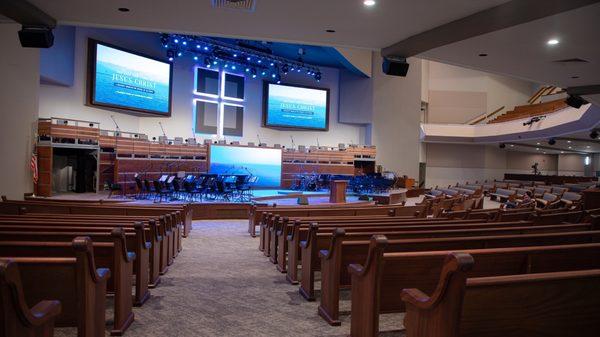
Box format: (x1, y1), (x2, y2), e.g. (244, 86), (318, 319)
(30, 152), (38, 184)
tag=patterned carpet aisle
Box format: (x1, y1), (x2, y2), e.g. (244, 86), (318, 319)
(57, 220), (405, 337)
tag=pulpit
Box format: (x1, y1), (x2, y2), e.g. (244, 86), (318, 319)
(329, 180), (348, 203)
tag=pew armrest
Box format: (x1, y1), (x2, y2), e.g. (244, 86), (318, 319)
(401, 288), (432, 309)
(30, 300), (62, 322)
(96, 267), (111, 283)
(348, 263), (366, 276)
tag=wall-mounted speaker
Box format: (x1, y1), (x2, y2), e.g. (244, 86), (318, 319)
(382, 58), (409, 77)
(18, 26), (54, 48)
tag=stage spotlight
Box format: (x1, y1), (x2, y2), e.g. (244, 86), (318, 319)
(160, 34), (168, 46)
(590, 130), (599, 139)
(251, 68), (257, 78)
(282, 64), (289, 74)
(193, 56), (198, 61)
(499, 143), (506, 149)
(566, 95), (588, 109)
(314, 72), (322, 82)
(166, 49), (174, 59)
(204, 57), (212, 67)
(548, 138), (556, 145)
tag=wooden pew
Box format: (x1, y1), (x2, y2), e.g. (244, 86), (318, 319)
(0, 197), (191, 238)
(0, 221), (152, 306)
(249, 204), (424, 237)
(0, 259), (62, 337)
(0, 213), (170, 286)
(317, 227), (600, 325)
(283, 218), (494, 284)
(0, 230), (135, 335)
(267, 215), (478, 271)
(2, 237), (110, 337)
(300, 221), (594, 301)
(14, 210), (182, 265)
(401, 253), (600, 337)
(348, 239), (600, 336)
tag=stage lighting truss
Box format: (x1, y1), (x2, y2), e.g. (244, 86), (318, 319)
(161, 33), (322, 82)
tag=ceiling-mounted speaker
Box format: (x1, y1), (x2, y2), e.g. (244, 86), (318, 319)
(382, 57), (409, 77)
(18, 26), (54, 48)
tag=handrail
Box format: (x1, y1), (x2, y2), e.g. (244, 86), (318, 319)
(466, 106), (505, 125)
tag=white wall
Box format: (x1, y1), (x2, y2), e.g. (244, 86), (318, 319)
(425, 60), (535, 124)
(38, 26), (365, 148)
(424, 143), (569, 188)
(0, 23), (40, 199)
(371, 55), (422, 178)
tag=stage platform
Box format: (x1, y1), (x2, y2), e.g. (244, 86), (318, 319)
(38, 189), (411, 219)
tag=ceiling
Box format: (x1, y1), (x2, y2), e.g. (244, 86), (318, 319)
(420, 3), (600, 105)
(508, 130), (600, 155)
(27, 0), (510, 50)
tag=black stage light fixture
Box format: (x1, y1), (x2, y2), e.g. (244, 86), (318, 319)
(590, 130), (599, 139)
(281, 64), (289, 74)
(565, 95), (588, 109)
(499, 143), (506, 149)
(548, 138), (556, 145)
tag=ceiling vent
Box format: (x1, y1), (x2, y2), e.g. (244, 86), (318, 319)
(212, 0), (256, 11)
(553, 58), (589, 64)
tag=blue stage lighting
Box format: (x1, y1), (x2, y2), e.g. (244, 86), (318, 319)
(193, 56), (198, 61)
(174, 39), (179, 43)
(177, 52), (182, 57)
(245, 68), (250, 72)
(196, 44), (201, 49)
(233, 53), (238, 57)
(168, 57), (174, 62)
(204, 46), (209, 51)
(231, 65), (236, 70)
(258, 60), (262, 64)
(246, 57), (251, 61)
(182, 41), (187, 45)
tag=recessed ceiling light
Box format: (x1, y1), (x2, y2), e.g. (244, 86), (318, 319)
(118, 7), (130, 12)
(572, 76), (580, 79)
(561, 151), (564, 154)
(567, 140), (571, 143)
(543, 152), (546, 154)
(536, 142), (540, 145)
(547, 39), (559, 45)
(536, 148), (540, 150)
(569, 146), (572, 149)
(325, 29), (336, 33)
(478, 53), (488, 57)
(587, 145), (591, 148)
(364, 0), (376, 6)
(510, 144), (514, 147)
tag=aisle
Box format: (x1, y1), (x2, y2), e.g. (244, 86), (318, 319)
(57, 220), (404, 336)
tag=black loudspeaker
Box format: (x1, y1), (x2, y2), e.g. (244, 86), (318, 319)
(18, 26), (54, 48)
(382, 58), (409, 77)
(565, 95), (588, 109)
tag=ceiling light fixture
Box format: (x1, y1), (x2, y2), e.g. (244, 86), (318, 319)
(547, 39), (559, 45)
(363, 0), (376, 6)
(325, 29), (336, 33)
(118, 7), (130, 12)
(478, 53), (488, 57)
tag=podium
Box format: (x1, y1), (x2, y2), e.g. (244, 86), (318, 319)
(329, 180), (348, 203)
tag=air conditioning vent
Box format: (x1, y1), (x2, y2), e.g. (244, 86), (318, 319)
(212, 0), (256, 11)
(553, 58), (589, 63)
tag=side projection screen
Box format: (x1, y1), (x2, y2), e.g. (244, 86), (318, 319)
(88, 39), (173, 116)
(263, 82), (329, 131)
(209, 145), (282, 188)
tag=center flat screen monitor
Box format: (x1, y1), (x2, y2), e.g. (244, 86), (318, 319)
(209, 145), (282, 188)
(87, 39), (173, 116)
(263, 82), (329, 131)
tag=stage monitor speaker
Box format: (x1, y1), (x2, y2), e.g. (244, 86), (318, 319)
(382, 58), (409, 77)
(18, 26), (54, 48)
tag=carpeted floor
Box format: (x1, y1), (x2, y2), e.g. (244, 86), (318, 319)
(56, 220), (406, 337)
